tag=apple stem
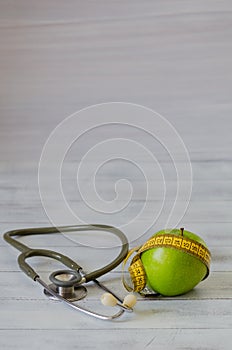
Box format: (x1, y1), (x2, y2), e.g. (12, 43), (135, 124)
(180, 227), (184, 236)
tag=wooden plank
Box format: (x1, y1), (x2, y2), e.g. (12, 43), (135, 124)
(1, 160), (232, 181)
(1, 222), (232, 246)
(0, 329), (231, 350)
(1, 200), (232, 225)
(1, 245), (231, 272)
(0, 299), (231, 330)
(2, 179), (232, 202)
(0, 271), (231, 300)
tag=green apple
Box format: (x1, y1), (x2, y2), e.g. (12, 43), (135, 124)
(140, 228), (209, 296)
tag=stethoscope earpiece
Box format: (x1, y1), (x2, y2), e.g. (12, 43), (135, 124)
(101, 292), (118, 307)
(101, 292), (137, 310)
(122, 294), (137, 309)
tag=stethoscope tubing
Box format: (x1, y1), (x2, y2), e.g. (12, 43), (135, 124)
(3, 224), (129, 282)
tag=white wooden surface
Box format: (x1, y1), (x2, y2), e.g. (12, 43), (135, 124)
(0, 1), (232, 349)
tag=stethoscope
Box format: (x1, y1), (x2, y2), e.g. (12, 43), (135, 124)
(3, 224), (137, 320)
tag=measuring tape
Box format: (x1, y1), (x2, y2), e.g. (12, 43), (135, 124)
(123, 234), (211, 293)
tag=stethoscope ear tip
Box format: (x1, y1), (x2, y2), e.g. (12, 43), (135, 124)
(101, 292), (118, 307)
(101, 292), (137, 310)
(122, 294), (137, 309)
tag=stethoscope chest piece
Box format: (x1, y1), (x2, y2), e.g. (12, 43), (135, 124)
(44, 269), (87, 302)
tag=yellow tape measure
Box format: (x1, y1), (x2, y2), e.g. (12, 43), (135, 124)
(124, 234), (211, 293)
